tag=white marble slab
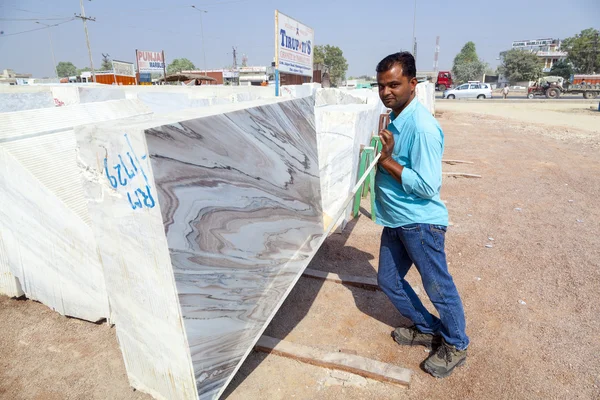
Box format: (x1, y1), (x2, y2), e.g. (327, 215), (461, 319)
(315, 98), (385, 231)
(0, 147), (109, 321)
(416, 81), (435, 115)
(0, 92), (55, 113)
(0, 100), (152, 305)
(78, 86), (127, 103)
(75, 96), (322, 399)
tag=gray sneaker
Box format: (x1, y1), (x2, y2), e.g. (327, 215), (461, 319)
(392, 325), (442, 350)
(423, 340), (467, 378)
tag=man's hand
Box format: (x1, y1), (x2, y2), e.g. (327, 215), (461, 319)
(379, 129), (395, 164)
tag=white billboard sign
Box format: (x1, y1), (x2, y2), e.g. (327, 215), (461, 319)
(512, 39), (554, 48)
(137, 50), (165, 72)
(112, 60), (135, 77)
(275, 11), (314, 77)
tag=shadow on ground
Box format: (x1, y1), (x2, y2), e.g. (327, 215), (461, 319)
(222, 203), (410, 398)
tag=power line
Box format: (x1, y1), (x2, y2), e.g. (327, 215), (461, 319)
(2, 6), (65, 17)
(0, 18), (74, 37)
(0, 17), (73, 21)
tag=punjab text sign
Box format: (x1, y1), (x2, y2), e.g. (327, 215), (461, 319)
(275, 11), (314, 77)
(137, 50), (165, 72)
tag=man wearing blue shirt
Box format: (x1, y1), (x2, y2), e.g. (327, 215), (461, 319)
(374, 52), (469, 378)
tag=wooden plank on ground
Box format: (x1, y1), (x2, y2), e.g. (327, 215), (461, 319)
(302, 268), (379, 290)
(255, 335), (412, 388)
(443, 172), (482, 178)
(442, 159), (474, 165)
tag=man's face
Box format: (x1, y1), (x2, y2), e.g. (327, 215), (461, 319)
(377, 64), (417, 112)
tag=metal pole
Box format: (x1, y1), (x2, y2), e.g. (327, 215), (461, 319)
(78, 0), (96, 82)
(162, 50), (167, 84)
(275, 10), (279, 96)
(412, 0), (417, 61)
(200, 12), (207, 71)
(36, 22), (58, 78)
(192, 6), (208, 71)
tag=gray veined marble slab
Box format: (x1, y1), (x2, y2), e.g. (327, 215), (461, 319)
(75, 97), (323, 400)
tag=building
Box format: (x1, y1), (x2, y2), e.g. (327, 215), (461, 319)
(507, 38), (568, 72)
(0, 69), (33, 85)
(239, 66), (270, 85)
(182, 69), (239, 85)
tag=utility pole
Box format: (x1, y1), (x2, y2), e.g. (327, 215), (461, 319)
(36, 22), (58, 79)
(191, 6), (208, 72)
(232, 46), (237, 70)
(412, 0), (417, 63)
(593, 32), (599, 74)
(75, 0), (96, 82)
(433, 36), (440, 76)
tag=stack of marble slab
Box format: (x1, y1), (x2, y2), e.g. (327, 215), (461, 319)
(74, 96), (323, 399)
(0, 99), (152, 321)
(314, 89), (386, 230)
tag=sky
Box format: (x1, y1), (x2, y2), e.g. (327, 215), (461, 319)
(1, 0), (599, 79)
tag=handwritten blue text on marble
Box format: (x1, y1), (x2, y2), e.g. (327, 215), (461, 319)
(104, 134), (155, 210)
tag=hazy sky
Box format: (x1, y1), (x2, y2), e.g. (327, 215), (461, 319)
(1, 0), (599, 78)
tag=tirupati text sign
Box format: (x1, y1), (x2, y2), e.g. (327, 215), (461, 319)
(275, 11), (314, 77)
(137, 50), (165, 72)
(112, 60), (135, 77)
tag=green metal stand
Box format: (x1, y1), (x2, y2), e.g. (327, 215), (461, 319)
(353, 145), (377, 221)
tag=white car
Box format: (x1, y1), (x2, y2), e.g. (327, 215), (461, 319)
(443, 82), (493, 99)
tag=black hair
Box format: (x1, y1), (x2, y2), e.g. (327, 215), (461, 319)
(376, 52), (416, 79)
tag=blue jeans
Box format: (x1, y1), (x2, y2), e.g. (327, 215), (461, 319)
(378, 224), (469, 350)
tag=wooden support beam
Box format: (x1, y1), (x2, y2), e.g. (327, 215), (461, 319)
(442, 159), (474, 165)
(255, 336), (412, 388)
(303, 268), (379, 290)
(443, 172), (482, 178)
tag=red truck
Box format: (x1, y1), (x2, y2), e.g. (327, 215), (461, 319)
(436, 71), (453, 91)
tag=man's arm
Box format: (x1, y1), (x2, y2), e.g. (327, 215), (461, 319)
(379, 128), (443, 200)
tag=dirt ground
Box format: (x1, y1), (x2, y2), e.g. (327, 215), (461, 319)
(2, 101), (600, 400)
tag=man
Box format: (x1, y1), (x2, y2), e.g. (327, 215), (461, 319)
(374, 52), (469, 378)
(502, 84), (509, 99)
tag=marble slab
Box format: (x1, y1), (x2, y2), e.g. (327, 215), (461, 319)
(78, 86), (127, 103)
(416, 81), (435, 115)
(75, 96), (323, 399)
(0, 147), (109, 321)
(315, 97), (385, 231)
(0, 99), (151, 318)
(0, 92), (55, 113)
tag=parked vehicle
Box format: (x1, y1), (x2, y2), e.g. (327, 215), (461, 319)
(443, 82), (492, 99)
(436, 71), (453, 91)
(527, 75), (600, 99)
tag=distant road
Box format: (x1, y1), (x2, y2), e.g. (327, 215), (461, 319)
(435, 93), (598, 102)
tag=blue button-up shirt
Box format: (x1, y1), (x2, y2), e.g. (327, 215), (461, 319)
(374, 98), (448, 227)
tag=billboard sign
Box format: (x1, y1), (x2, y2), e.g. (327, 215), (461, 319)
(112, 60), (135, 77)
(222, 70), (240, 78)
(512, 38), (555, 49)
(137, 50), (166, 72)
(275, 11), (314, 77)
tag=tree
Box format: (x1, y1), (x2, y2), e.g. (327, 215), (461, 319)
(562, 28), (600, 74)
(549, 60), (574, 80)
(77, 67), (91, 75)
(101, 53), (112, 71)
(314, 45), (348, 86)
(451, 42), (487, 83)
(498, 49), (543, 83)
(167, 58), (196, 74)
(56, 61), (77, 78)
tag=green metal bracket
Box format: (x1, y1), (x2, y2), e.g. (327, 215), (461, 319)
(353, 145), (377, 221)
